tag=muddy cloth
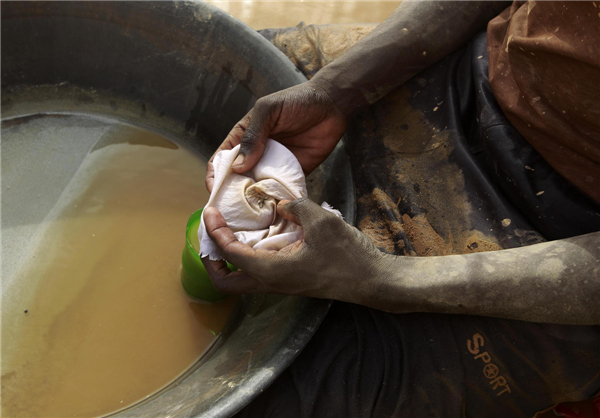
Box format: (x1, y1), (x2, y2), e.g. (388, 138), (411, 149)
(487, 1), (600, 205)
(235, 28), (600, 418)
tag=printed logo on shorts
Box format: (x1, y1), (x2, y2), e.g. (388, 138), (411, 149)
(467, 333), (512, 397)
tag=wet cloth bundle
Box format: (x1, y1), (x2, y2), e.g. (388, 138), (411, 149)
(199, 139), (341, 261)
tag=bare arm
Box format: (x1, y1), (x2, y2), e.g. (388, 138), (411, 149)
(369, 231), (600, 324)
(210, 1), (510, 179)
(199, 2), (600, 325)
(311, 1), (510, 115)
(203, 200), (600, 325)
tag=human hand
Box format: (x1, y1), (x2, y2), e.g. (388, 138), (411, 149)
(205, 79), (347, 193)
(200, 198), (386, 303)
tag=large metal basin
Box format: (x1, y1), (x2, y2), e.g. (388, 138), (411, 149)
(1, 2), (355, 417)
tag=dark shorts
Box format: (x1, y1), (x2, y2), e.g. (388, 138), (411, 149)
(237, 32), (600, 418)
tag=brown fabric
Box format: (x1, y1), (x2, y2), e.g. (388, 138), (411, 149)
(487, 1), (600, 203)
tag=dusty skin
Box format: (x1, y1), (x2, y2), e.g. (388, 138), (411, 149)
(1, 124), (237, 417)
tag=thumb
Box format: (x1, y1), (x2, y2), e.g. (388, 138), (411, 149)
(233, 100), (275, 173)
(277, 198), (332, 228)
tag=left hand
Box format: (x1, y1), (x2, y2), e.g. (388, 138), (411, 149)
(201, 198), (386, 303)
(205, 80), (348, 193)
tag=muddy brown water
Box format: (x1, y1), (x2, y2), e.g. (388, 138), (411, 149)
(1, 120), (237, 417)
(1, 4), (393, 415)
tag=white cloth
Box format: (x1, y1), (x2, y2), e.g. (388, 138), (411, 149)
(199, 140), (341, 261)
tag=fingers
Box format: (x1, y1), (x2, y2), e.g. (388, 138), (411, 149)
(202, 258), (263, 294)
(202, 207), (266, 293)
(277, 198), (332, 227)
(277, 199), (343, 248)
(233, 99), (278, 174)
(221, 123), (247, 152)
(203, 207), (257, 266)
(208, 96), (277, 180)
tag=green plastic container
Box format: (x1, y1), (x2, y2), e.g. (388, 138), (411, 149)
(181, 209), (235, 303)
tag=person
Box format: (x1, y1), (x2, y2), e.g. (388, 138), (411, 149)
(201, 1), (600, 416)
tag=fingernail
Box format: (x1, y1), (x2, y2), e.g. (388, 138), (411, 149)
(278, 200), (291, 207)
(233, 154), (245, 167)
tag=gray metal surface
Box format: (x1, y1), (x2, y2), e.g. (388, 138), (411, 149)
(1, 2), (355, 417)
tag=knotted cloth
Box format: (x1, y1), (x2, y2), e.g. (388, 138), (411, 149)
(199, 139), (340, 261)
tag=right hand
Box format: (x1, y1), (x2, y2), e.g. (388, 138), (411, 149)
(201, 198), (388, 304)
(206, 79), (347, 192)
